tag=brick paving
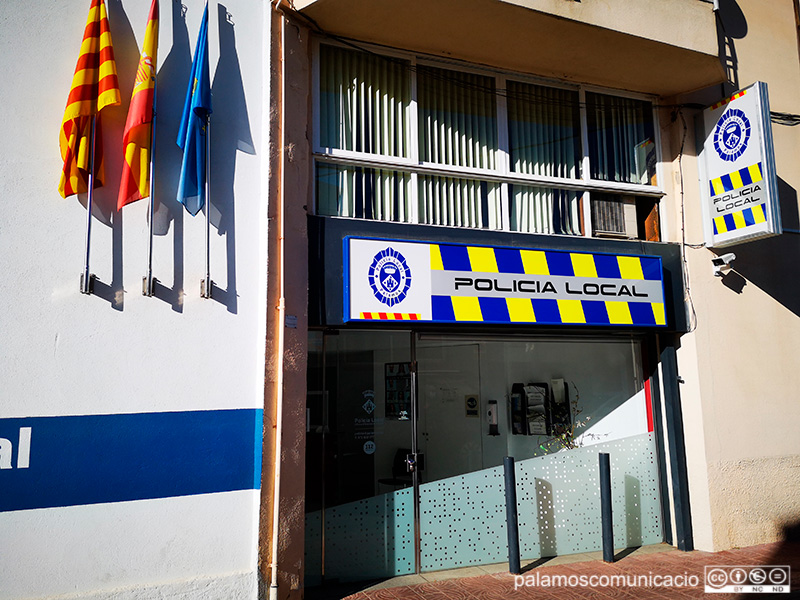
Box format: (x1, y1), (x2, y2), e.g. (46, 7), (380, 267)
(310, 540), (800, 599)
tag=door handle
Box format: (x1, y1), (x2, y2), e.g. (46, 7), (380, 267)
(406, 454), (416, 473)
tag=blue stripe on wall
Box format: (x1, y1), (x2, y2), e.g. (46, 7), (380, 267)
(0, 409), (263, 513)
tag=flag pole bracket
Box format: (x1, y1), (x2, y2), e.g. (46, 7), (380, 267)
(200, 277), (213, 299)
(142, 276), (158, 297)
(80, 273), (96, 295)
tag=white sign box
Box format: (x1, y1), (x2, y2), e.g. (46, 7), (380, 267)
(698, 82), (781, 248)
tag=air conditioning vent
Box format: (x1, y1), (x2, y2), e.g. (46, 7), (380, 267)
(591, 194), (637, 239)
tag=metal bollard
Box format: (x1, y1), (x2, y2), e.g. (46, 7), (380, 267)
(504, 456), (521, 574)
(599, 452), (614, 562)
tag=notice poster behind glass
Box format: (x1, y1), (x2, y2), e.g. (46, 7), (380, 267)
(385, 362), (411, 420)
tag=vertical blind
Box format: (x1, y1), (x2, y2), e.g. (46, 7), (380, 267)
(319, 45), (409, 157)
(418, 176), (501, 229)
(509, 186), (581, 235)
(316, 44), (657, 236)
(317, 163), (410, 222)
(586, 92), (655, 185)
(507, 81), (582, 234)
(417, 66), (498, 228)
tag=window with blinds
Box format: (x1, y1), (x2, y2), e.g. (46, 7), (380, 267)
(314, 43), (662, 240)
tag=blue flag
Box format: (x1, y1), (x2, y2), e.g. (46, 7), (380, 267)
(177, 3), (212, 216)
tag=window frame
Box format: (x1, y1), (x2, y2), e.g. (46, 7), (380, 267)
(311, 38), (665, 237)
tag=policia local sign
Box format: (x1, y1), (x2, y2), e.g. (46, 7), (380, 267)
(345, 238), (667, 328)
(698, 81), (781, 248)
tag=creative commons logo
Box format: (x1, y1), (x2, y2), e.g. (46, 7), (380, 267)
(368, 248), (412, 307)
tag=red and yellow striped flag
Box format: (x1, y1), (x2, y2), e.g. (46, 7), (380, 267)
(58, 0), (121, 199)
(118, 0), (159, 210)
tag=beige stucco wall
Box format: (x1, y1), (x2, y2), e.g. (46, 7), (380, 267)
(294, 0), (724, 96)
(708, 456), (800, 549)
(668, 0), (800, 551)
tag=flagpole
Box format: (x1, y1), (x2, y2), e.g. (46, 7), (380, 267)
(201, 113), (212, 299)
(144, 76), (158, 297)
(81, 115), (98, 295)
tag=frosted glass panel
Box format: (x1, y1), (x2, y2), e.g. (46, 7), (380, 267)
(516, 431), (663, 558)
(305, 488), (415, 582)
(418, 432), (662, 572)
(419, 465), (506, 571)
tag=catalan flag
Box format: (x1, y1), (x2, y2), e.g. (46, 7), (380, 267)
(59, 0), (121, 198)
(176, 2), (212, 216)
(118, 0), (159, 210)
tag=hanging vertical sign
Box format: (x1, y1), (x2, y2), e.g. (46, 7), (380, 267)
(698, 81), (781, 248)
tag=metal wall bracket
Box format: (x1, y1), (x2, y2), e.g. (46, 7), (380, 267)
(200, 277), (213, 299)
(142, 275), (157, 297)
(80, 273), (95, 295)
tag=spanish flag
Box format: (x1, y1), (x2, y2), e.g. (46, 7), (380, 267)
(118, 0), (159, 210)
(59, 0), (121, 198)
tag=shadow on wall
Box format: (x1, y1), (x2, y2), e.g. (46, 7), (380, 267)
(713, 178), (800, 318)
(151, 0), (192, 313)
(715, 0), (747, 94)
(208, 3), (256, 315)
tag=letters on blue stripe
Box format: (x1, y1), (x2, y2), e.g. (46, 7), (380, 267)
(478, 297), (510, 322)
(0, 409), (263, 513)
(544, 251), (574, 277)
(438, 245), (471, 271)
(494, 247), (525, 274)
(431, 295), (455, 321)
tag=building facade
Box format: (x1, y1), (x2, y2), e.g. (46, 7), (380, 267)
(1, 1), (799, 599)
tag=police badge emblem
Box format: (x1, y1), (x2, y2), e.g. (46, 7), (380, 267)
(368, 248), (412, 307)
(713, 108), (751, 162)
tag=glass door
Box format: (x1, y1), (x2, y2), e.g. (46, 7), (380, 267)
(305, 330), (415, 585)
(415, 337), (511, 572)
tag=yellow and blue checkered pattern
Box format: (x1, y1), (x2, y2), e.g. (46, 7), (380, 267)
(713, 203), (767, 234)
(709, 162), (762, 197)
(428, 244), (666, 327)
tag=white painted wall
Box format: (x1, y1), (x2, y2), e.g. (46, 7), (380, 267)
(0, 0), (270, 597)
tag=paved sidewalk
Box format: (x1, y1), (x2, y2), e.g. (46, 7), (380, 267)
(310, 540), (799, 599)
